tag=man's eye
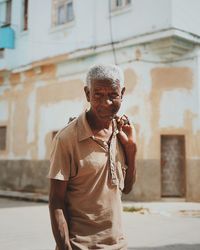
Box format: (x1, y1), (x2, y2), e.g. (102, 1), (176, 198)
(110, 94), (119, 99)
(94, 93), (101, 98)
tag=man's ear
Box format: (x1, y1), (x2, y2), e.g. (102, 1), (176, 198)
(121, 87), (126, 99)
(84, 86), (90, 102)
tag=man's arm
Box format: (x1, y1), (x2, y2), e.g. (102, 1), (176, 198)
(49, 179), (72, 250)
(122, 142), (137, 194)
(116, 115), (137, 194)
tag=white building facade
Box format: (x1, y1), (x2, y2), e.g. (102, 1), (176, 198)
(0, 0), (200, 201)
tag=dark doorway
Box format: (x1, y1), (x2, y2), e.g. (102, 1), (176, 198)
(161, 135), (186, 197)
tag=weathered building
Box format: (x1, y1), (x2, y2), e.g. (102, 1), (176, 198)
(0, 0), (200, 201)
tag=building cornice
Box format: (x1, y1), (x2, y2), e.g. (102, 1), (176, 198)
(5, 28), (200, 73)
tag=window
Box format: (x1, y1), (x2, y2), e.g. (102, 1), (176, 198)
(111, 0), (131, 11)
(0, 126), (7, 150)
(116, 0), (123, 7)
(0, 48), (4, 58)
(53, 0), (74, 26)
(5, 0), (11, 25)
(22, 0), (28, 31)
(0, 0), (12, 27)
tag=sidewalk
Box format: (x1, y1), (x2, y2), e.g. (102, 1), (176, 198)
(123, 201), (200, 217)
(1, 189), (200, 216)
(0, 195), (200, 250)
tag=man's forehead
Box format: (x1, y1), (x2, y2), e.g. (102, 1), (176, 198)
(91, 78), (121, 87)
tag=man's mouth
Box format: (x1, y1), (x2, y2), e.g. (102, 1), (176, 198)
(98, 112), (115, 119)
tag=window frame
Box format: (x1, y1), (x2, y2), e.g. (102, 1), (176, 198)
(21, 0), (28, 31)
(52, 0), (74, 27)
(0, 0), (12, 27)
(111, 0), (132, 12)
(0, 48), (4, 58)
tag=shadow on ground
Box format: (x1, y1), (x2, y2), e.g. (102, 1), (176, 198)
(0, 197), (45, 209)
(128, 244), (200, 250)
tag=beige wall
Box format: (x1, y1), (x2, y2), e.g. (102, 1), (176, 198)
(0, 47), (200, 201)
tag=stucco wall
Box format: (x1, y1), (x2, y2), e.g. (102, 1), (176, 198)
(1, 46), (200, 201)
(0, 160), (49, 193)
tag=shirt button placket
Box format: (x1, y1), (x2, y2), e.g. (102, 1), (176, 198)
(109, 137), (117, 185)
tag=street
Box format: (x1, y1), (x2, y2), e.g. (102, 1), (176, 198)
(0, 198), (200, 250)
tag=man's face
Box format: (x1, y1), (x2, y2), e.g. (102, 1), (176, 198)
(84, 79), (125, 122)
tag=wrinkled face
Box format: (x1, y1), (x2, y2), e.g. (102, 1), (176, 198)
(84, 79), (125, 122)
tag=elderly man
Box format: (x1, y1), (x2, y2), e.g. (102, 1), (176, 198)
(48, 64), (137, 250)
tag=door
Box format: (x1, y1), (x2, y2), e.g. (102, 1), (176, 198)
(161, 135), (186, 197)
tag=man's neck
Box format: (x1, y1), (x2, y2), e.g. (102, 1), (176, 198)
(86, 110), (112, 132)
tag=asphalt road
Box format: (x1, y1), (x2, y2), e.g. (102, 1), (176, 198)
(0, 198), (200, 250)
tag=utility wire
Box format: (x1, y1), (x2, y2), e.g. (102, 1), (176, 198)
(108, 0), (118, 65)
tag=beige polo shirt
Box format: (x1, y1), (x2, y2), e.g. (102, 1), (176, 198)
(48, 111), (127, 250)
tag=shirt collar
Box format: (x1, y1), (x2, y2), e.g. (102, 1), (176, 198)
(77, 111), (93, 142)
(77, 111), (119, 142)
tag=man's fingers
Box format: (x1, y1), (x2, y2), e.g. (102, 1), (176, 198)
(115, 115), (130, 126)
(114, 115), (131, 133)
(122, 115), (130, 125)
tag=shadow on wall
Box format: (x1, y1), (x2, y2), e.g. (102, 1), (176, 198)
(128, 244), (200, 250)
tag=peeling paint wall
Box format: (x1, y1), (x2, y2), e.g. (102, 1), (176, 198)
(0, 0), (200, 201)
(0, 64), (87, 160)
(0, 46), (200, 200)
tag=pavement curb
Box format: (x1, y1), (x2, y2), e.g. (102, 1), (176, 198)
(122, 201), (200, 216)
(1, 190), (200, 216)
(0, 190), (48, 203)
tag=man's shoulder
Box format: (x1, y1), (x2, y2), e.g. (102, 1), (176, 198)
(55, 116), (78, 142)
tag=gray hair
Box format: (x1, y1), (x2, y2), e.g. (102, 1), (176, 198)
(86, 64), (124, 87)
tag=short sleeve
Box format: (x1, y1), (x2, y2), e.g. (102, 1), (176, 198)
(47, 136), (71, 181)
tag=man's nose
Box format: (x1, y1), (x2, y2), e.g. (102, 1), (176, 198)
(101, 97), (112, 106)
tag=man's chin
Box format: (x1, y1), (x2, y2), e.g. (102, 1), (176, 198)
(99, 114), (115, 121)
